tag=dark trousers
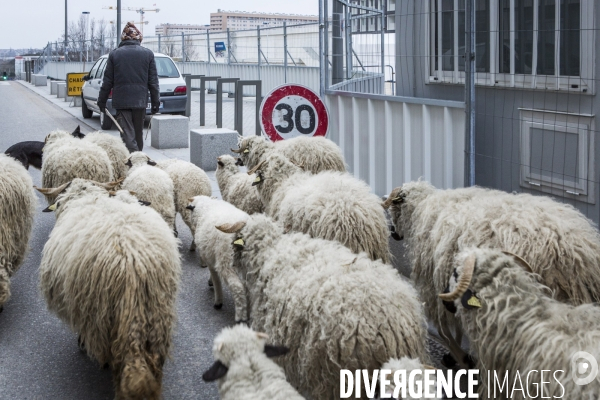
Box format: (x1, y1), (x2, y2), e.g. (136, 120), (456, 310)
(116, 109), (146, 152)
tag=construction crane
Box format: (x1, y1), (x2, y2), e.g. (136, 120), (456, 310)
(103, 6), (160, 35)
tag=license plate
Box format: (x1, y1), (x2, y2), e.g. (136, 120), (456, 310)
(147, 102), (163, 109)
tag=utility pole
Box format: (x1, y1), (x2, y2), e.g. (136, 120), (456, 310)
(64, 0), (68, 61)
(332, 0), (343, 84)
(117, 0), (121, 46)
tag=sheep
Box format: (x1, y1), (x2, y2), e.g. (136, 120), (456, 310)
(156, 159), (211, 250)
(215, 155), (263, 215)
(187, 196), (249, 323)
(83, 131), (130, 182)
(202, 325), (303, 400)
(36, 178), (181, 399)
(215, 213), (428, 400)
(108, 189), (152, 207)
(232, 135), (346, 173)
(250, 152), (391, 263)
(123, 152), (176, 235)
(41, 129), (114, 204)
(383, 180), (600, 368)
(0, 154), (37, 311)
(440, 248), (600, 399)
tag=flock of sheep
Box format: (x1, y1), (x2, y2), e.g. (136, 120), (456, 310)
(2, 127), (600, 399)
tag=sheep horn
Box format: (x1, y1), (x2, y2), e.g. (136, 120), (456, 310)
(34, 181), (71, 196)
(247, 159), (267, 176)
(255, 332), (269, 340)
(382, 192), (402, 209)
(231, 147), (243, 154)
(215, 221), (246, 234)
(438, 253), (476, 302)
(92, 178), (124, 190)
(423, 364), (437, 370)
(501, 251), (534, 274)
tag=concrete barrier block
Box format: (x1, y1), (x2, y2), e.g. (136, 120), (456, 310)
(33, 74), (47, 86)
(151, 115), (190, 149)
(56, 82), (67, 99)
(50, 81), (64, 95)
(73, 96), (82, 106)
(190, 128), (239, 171)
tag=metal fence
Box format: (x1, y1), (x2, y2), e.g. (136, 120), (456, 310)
(391, 0), (599, 223)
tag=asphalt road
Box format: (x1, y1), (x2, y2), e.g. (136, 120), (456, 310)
(0, 81), (232, 399)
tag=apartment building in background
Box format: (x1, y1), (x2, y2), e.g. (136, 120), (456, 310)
(155, 23), (211, 36)
(351, 0), (396, 33)
(209, 9), (318, 31)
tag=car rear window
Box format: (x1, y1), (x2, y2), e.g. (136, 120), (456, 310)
(155, 57), (180, 78)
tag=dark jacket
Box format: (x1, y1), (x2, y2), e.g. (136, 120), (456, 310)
(98, 40), (160, 110)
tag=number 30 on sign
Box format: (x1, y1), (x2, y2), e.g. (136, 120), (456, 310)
(259, 84), (329, 142)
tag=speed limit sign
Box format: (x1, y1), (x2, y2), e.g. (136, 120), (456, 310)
(260, 84), (329, 141)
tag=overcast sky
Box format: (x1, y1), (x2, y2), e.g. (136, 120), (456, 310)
(1, 1), (320, 49)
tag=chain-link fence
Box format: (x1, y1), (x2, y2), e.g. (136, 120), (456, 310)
(392, 0), (599, 223)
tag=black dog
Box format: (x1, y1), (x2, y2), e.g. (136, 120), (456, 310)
(4, 126), (85, 170)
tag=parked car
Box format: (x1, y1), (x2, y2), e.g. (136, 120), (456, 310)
(81, 52), (187, 130)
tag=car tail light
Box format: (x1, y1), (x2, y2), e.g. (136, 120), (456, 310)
(108, 89), (113, 98)
(174, 86), (186, 95)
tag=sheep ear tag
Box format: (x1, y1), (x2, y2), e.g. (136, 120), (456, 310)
(252, 174), (262, 186)
(243, 148), (249, 154)
(43, 203), (57, 213)
(461, 289), (481, 309)
(232, 238), (245, 248)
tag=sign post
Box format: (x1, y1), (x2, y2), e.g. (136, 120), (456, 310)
(259, 84), (329, 142)
(66, 72), (87, 97)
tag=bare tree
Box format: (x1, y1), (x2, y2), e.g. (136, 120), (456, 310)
(183, 34), (199, 61)
(161, 35), (181, 59)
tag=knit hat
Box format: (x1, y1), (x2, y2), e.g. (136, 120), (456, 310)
(121, 22), (143, 42)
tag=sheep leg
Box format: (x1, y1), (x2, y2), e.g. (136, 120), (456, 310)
(217, 262), (248, 324)
(208, 267), (223, 309)
(438, 323), (470, 369)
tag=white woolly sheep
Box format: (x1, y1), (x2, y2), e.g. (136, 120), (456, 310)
(233, 135), (346, 173)
(42, 129), (114, 204)
(250, 152), (391, 263)
(108, 189), (152, 207)
(215, 213), (428, 400)
(383, 180), (600, 368)
(0, 154), (37, 311)
(202, 325), (303, 400)
(37, 178), (181, 399)
(440, 248), (600, 398)
(215, 155), (263, 215)
(83, 131), (130, 182)
(123, 152), (176, 235)
(187, 196), (249, 323)
(156, 159), (211, 250)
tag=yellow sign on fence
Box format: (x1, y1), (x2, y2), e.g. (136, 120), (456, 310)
(67, 72), (87, 96)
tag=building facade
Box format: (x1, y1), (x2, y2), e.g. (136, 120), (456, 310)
(351, 0), (396, 33)
(155, 23), (211, 36)
(209, 10), (318, 31)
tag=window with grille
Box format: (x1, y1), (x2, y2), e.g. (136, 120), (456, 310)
(428, 0), (593, 92)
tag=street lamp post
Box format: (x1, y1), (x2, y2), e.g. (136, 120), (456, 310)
(64, 0), (68, 61)
(82, 11), (90, 64)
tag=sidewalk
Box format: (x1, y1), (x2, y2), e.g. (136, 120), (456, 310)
(16, 79), (258, 198)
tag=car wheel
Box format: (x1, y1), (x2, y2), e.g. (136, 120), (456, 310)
(81, 97), (93, 118)
(100, 111), (113, 130)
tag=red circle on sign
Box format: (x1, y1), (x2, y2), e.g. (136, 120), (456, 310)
(260, 84), (329, 142)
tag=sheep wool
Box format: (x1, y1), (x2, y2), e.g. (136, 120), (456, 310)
(224, 213), (428, 399)
(215, 155), (263, 215)
(39, 178), (180, 399)
(123, 152), (176, 232)
(445, 248), (600, 399)
(188, 196), (249, 322)
(83, 131), (130, 182)
(203, 325), (303, 400)
(381, 357), (441, 400)
(156, 158), (211, 248)
(384, 181), (600, 366)
(254, 153), (391, 263)
(41, 130), (114, 204)
(0, 154), (37, 309)
(235, 135), (346, 173)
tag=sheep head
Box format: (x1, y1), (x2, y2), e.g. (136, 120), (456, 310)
(202, 325), (290, 382)
(126, 152), (157, 168)
(382, 186), (406, 209)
